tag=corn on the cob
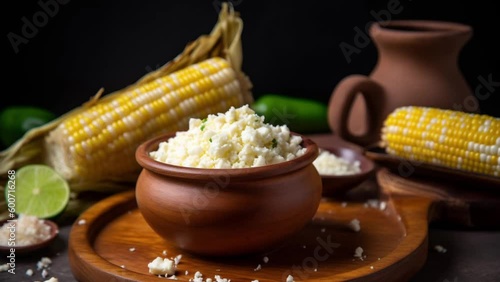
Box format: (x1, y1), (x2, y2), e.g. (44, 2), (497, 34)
(381, 106), (500, 177)
(45, 57), (250, 182)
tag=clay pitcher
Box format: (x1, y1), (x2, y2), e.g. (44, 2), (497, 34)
(328, 20), (477, 146)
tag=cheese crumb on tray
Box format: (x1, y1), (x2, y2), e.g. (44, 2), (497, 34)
(148, 257), (176, 276)
(348, 218), (361, 232)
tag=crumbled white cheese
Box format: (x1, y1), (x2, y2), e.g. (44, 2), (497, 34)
(215, 276), (229, 282)
(37, 257), (52, 270)
(163, 250), (168, 256)
(434, 245), (447, 253)
(129, 247), (136, 252)
(148, 257), (176, 275)
(286, 274), (295, 282)
(189, 271), (204, 282)
(370, 266), (374, 270)
(254, 264), (261, 271)
(0, 263), (9, 272)
(43, 278), (58, 282)
(366, 199), (379, 208)
(313, 149), (361, 175)
(348, 219), (361, 232)
(42, 269), (49, 278)
(251, 280), (260, 282)
(26, 269), (34, 276)
(188, 272), (230, 282)
(150, 105), (306, 168)
(263, 256), (269, 263)
(120, 265), (126, 269)
(77, 219), (86, 225)
(354, 247), (364, 261)
(174, 254), (182, 265)
(0, 214), (52, 246)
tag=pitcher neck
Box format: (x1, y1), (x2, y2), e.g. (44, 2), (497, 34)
(370, 20), (472, 61)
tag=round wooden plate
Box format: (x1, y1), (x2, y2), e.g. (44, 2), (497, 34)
(68, 190), (430, 281)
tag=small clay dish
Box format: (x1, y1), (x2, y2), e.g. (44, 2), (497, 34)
(135, 132), (323, 256)
(316, 146), (375, 197)
(0, 218), (59, 254)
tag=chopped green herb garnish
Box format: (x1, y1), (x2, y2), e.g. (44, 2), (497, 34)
(271, 138), (277, 148)
(200, 118), (207, 131)
(209, 138), (212, 143)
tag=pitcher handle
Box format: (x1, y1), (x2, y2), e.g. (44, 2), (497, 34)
(328, 75), (385, 146)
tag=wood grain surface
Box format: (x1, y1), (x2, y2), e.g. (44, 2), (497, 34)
(377, 168), (500, 228)
(68, 190), (430, 281)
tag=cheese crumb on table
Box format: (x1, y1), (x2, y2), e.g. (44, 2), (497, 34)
(150, 105), (306, 168)
(42, 269), (49, 278)
(148, 257), (176, 275)
(43, 278), (58, 282)
(37, 257), (52, 270)
(286, 274), (295, 282)
(313, 149), (361, 176)
(26, 269), (34, 276)
(434, 245), (447, 253)
(0, 214), (52, 246)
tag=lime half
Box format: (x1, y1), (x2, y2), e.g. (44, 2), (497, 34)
(10, 164), (70, 219)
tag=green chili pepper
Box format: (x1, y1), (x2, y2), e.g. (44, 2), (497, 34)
(251, 94), (330, 134)
(0, 106), (57, 148)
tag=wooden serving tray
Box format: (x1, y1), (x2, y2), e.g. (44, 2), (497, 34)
(68, 190), (430, 282)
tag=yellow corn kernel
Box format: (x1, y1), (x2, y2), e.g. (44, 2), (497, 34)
(382, 106), (500, 177)
(45, 57), (250, 182)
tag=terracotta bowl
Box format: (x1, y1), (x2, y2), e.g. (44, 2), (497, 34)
(135, 132), (323, 256)
(317, 146), (375, 197)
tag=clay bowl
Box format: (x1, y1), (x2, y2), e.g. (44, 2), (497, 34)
(135, 132), (323, 257)
(316, 146), (375, 197)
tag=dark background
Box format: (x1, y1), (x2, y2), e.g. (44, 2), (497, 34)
(3, 0), (499, 117)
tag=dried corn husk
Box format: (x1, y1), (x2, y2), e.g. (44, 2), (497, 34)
(0, 4), (252, 219)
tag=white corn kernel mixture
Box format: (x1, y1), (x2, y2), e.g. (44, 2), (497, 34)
(150, 105), (306, 168)
(313, 149), (361, 176)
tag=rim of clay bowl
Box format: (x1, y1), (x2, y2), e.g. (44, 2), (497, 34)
(136, 132), (319, 180)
